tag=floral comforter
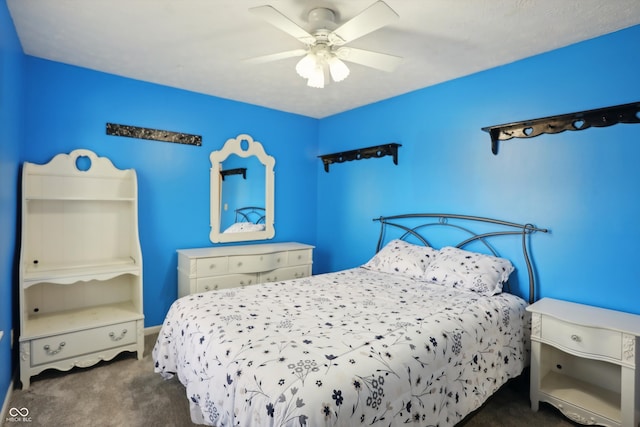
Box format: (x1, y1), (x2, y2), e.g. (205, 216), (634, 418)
(153, 268), (528, 427)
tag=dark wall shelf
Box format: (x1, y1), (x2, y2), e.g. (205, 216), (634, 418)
(319, 143), (401, 172)
(106, 123), (202, 146)
(482, 102), (640, 154)
(220, 168), (247, 180)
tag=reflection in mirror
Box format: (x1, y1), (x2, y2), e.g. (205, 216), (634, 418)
(210, 134), (275, 243)
(220, 155), (265, 232)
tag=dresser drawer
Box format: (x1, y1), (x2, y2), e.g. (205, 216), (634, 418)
(196, 257), (229, 277)
(260, 265), (310, 283)
(541, 316), (622, 360)
(197, 273), (258, 292)
(228, 252), (287, 273)
(288, 249), (312, 266)
(31, 321), (137, 366)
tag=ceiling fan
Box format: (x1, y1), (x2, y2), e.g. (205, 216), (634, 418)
(246, 1), (402, 88)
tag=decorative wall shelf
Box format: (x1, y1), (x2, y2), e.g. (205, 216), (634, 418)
(106, 123), (202, 146)
(482, 102), (640, 154)
(319, 143), (401, 172)
(220, 167), (247, 180)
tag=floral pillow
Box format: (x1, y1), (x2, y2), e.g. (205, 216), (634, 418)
(363, 239), (438, 279)
(424, 246), (514, 296)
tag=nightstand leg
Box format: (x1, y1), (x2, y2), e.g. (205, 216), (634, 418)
(620, 366), (638, 427)
(530, 341), (540, 411)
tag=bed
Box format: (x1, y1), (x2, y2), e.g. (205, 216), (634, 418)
(153, 213), (547, 426)
(223, 206), (266, 233)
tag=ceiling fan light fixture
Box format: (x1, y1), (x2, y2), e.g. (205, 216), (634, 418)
(295, 53), (317, 79)
(328, 55), (350, 82)
(307, 66), (325, 88)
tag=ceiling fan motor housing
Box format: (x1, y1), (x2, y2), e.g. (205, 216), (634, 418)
(308, 8), (337, 32)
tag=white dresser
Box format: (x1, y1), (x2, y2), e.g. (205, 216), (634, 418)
(177, 242), (313, 297)
(527, 298), (640, 427)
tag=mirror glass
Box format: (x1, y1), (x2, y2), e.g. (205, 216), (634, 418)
(210, 134), (275, 243)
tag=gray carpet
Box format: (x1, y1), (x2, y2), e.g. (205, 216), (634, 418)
(4, 333), (576, 427)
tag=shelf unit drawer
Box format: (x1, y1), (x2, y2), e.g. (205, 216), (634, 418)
(196, 274), (257, 293)
(541, 316), (622, 360)
(30, 320), (137, 366)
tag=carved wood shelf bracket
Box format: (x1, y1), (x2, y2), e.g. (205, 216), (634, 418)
(319, 143), (401, 172)
(482, 102), (640, 155)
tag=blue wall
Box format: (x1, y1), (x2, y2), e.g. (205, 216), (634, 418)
(2, 3), (640, 407)
(20, 58), (319, 327)
(317, 25), (640, 315)
(1, 0), (24, 407)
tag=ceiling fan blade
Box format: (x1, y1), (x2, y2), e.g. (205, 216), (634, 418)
(336, 47), (402, 72)
(244, 49), (307, 65)
(330, 1), (399, 45)
(249, 5), (316, 45)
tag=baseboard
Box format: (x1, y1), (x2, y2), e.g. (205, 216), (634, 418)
(144, 325), (162, 335)
(1, 379), (15, 423)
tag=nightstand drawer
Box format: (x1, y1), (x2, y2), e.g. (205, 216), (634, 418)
(541, 316), (621, 360)
(196, 257), (229, 277)
(197, 273), (258, 292)
(31, 321), (137, 366)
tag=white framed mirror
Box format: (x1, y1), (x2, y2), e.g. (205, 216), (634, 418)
(210, 134), (275, 243)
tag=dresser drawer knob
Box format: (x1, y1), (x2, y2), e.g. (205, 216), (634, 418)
(109, 329), (128, 341)
(44, 342), (65, 355)
(571, 334), (581, 342)
(209, 264), (216, 269)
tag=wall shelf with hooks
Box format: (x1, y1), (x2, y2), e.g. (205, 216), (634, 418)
(220, 168), (247, 180)
(319, 143), (401, 172)
(482, 102), (640, 155)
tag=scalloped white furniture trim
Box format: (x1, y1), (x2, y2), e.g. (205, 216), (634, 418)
(209, 133), (275, 243)
(177, 242), (313, 297)
(19, 149), (144, 389)
(527, 298), (640, 427)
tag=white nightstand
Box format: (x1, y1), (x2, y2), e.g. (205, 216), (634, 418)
(527, 298), (640, 427)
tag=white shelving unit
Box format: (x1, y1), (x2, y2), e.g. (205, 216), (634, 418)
(19, 149), (144, 389)
(527, 298), (640, 427)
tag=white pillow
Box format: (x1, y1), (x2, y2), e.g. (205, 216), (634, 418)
(223, 222), (265, 233)
(424, 246), (514, 296)
(363, 239), (438, 279)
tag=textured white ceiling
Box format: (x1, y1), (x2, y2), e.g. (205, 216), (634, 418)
(7, 0), (640, 118)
